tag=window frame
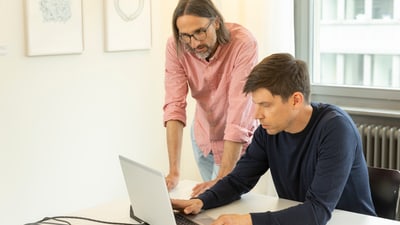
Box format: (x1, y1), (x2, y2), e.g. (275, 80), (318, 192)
(294, 0), (400, 120)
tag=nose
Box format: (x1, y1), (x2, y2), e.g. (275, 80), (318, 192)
(189, 38), (201, 49)
(254, 105), (263, 120)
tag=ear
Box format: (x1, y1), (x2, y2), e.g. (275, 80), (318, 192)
(292, 92), (304, 107)
(214, 16), (220, 30)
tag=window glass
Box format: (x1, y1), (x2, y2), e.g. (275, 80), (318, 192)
(344, 54), (364, 85)
(373, 0), (393, 19)
(346, 0), (365, 20)
(320, 53), (337, 84)
(314, 0), (400, 89)
(372, 55), (393, 87)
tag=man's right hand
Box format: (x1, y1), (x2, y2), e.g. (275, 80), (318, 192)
(166, 173), (180, 191)
(171, 198), (204, 215)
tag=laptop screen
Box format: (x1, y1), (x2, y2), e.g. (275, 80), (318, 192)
(119, 155), (178, 225)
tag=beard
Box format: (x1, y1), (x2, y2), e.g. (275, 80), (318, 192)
(185, 44), (212, 59)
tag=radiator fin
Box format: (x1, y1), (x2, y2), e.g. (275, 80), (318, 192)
(357, 124), (400, 170)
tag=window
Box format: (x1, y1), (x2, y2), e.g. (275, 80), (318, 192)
(295, 0), (400, 118)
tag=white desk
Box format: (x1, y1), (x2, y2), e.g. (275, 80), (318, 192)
(70, 193), (400, 225)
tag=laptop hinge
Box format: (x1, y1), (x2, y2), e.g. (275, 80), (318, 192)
(130, 205), (150, 225)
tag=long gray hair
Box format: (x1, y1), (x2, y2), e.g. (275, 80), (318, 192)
(172, 0), (230, 55)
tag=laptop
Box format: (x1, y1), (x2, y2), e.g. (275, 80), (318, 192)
(118, 155), (214, 225)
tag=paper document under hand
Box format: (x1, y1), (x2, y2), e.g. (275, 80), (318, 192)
(169, 179), (200, 199)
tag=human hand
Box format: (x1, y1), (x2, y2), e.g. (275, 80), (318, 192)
(191, 179), (219, 197)
(166, 173), (179, 192)
(171, 198), (204, 215)
(211, 214), (252, 225)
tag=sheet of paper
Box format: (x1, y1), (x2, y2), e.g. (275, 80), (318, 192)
(169, 179), (200, 200)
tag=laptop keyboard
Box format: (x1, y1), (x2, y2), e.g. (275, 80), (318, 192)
(174, 213), (200, 225)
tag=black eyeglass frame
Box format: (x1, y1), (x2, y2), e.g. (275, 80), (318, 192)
(178, 20), (213, 44)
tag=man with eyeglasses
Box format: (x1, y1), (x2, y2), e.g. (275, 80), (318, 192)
(163, 0), (258, 197)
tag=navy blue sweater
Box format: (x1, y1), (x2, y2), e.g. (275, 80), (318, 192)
(198, 102), (376, 225)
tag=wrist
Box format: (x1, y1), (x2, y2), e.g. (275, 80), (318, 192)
(169, 167), (180, 175)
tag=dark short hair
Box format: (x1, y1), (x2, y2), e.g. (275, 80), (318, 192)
(172, 0), (230, 55)
(243, 53), (311, 103)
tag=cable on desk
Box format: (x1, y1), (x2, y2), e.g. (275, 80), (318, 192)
(24, 216), (146, 225)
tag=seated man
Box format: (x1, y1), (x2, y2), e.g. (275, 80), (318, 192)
(171, 53), (376, 225)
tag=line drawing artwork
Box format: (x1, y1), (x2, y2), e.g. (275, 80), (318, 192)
(40, 0), (72, 23)
(24, 0), (83, 56)
(113, 0), (144, 22)
(104, 0), (151, 52)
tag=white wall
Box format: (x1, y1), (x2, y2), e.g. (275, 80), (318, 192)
(0, 1), (292, 224)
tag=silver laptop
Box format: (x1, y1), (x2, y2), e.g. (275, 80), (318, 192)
(118, 155), (214, 225)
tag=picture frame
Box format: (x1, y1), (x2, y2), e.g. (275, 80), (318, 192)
(104, 0), (152, 52)
(24, 0), (84, 56)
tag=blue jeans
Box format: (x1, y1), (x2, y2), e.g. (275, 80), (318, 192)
(191, 125), (219, 181)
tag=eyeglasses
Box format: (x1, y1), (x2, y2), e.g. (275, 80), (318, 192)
(178, 20), (213, 44)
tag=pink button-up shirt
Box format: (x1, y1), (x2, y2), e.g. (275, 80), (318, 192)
(163, 23), (258, 164)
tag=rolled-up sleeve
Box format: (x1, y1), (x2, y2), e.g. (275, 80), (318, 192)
(224, 37), (258, 144)
(163, 23), (259, 164)
(163, 37), (188, 127)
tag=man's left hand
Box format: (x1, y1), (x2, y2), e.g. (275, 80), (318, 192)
(191, 179), (219, 197)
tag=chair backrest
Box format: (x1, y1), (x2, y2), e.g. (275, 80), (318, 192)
(368, 166), (400, 220)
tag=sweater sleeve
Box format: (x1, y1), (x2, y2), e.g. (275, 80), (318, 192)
(197, 125), (270, 209)
(199, 115), (373, 225)
(250, 117), (364, 225)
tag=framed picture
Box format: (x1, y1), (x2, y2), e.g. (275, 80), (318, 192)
(24, 0), (83, 56)
(104, 0), (152, 52)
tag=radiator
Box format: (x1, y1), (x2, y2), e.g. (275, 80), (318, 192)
(357, 124), (400, 170)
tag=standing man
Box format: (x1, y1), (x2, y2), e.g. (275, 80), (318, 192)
(172, 53), (376, 225)
(163, 0), (258, 196)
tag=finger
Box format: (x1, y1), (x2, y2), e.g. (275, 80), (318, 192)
(192, 183), (202, 191)
(193, 183), (208, 192)
(184, 203), (201, 214)
(191, 185), (206, 197)
(191, 190), (199, 198)
(192, 182), (213, 196)
(171, 199), (187, 211)
(166, 178), (178, 191)
(211, 217), (226, 225)
(166, 180), (171, 190)
(170, 199), (178, 208)
(166, 181), (174, 191)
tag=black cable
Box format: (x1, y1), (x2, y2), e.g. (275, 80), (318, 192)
(40, 217), (71, 225)
(25, 216), (145, 225)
